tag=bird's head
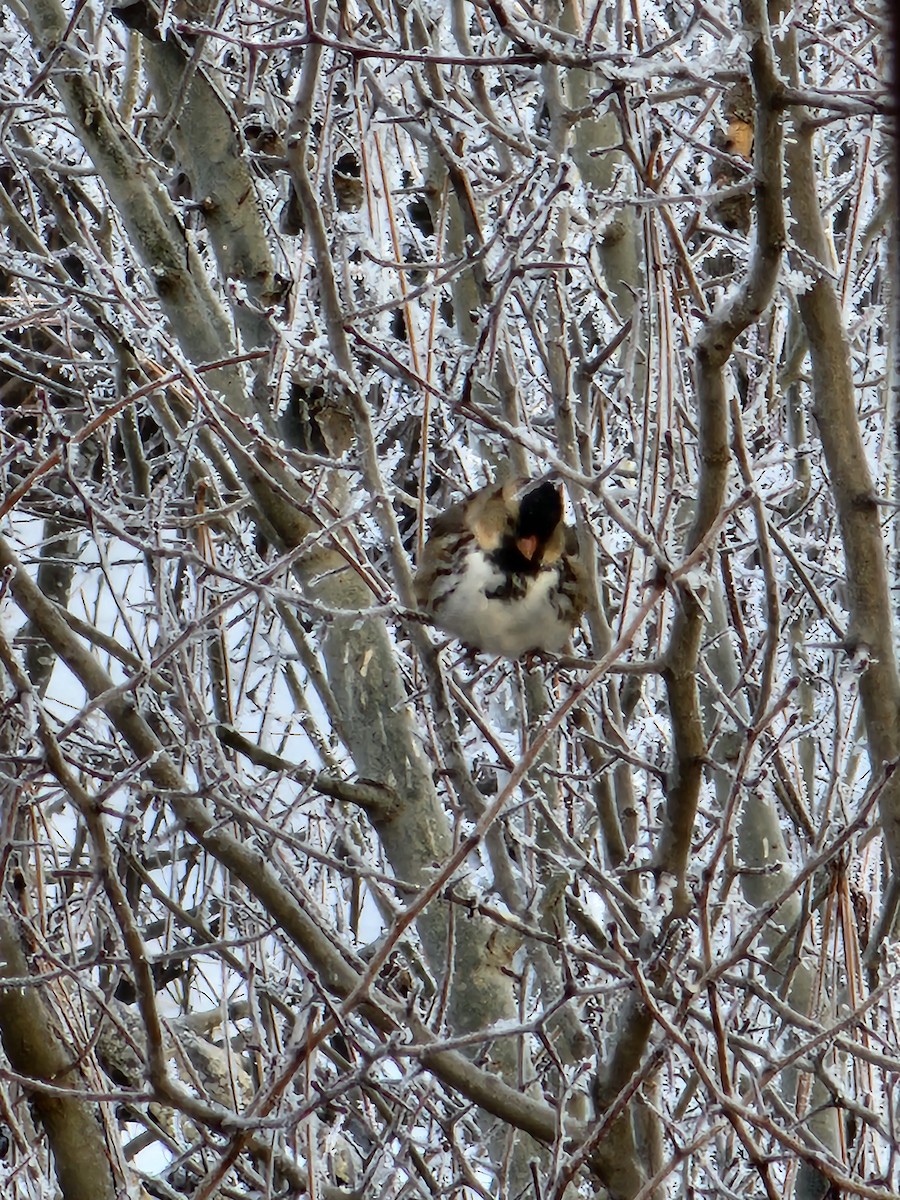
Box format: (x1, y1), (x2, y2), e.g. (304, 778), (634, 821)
(468, 477), (565, 569)
(514, 479), (564, 563)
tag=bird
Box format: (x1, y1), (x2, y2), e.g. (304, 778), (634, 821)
(414, 477), (586, 658)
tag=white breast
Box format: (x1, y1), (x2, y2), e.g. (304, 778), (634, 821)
(432, 549), (572, 657)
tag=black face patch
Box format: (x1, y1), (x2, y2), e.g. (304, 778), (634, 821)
(488, 538), (541, 578)
(516, 482), (562, 544)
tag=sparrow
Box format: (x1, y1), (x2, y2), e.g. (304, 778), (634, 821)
(414, 477), (586, 658)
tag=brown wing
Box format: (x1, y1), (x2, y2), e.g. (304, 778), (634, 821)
(414, 498), (469, 608)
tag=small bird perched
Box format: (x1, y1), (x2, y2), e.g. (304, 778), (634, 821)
(414, 477), (586, 658)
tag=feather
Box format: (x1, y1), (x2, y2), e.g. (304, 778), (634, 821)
(414, 477), (586, 657)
